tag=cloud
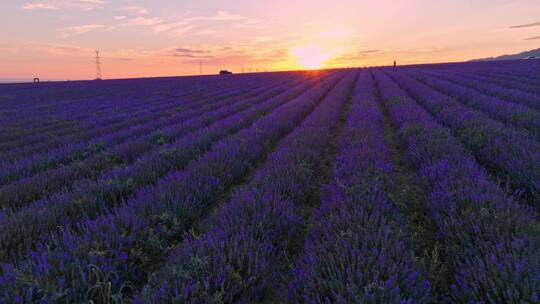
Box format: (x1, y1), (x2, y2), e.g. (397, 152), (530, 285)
(199, 11), (250, 21)
(524, 36), (540, 40)
(169, 26), (195, 36)
(173, 53), (214, 59)
(22, 0), (105, 11)
(120, 6), (148, 15)
(510, 21), (540, 29)
(58, 24), (105, 38)
(151, 20), (190, 33)
(70, 0), (106, 11)
(176, 48), (211, 54)
(110, 10), (266, 40)
(172, 48), (214, 58)
(104, 16), (164, 32)
(73, 0), (104, 3)
(21, 3), (59, 10)
(358, 49), (381, 54)
(165, 11), (262, 29)
(126, 17), (162, 26)
(179, 45), (290, 67)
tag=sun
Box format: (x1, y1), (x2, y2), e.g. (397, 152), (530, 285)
(292, 44), (331, 69)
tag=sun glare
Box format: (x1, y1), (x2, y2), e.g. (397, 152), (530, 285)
(292, 44), (331, 69)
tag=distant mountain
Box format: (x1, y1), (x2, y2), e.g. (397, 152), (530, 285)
(471, 48), (540, 61)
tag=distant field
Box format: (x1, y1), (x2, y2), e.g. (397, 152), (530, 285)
(0, 60), (539, 303)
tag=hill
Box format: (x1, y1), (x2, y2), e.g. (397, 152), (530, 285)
(471, 47), (540, 61)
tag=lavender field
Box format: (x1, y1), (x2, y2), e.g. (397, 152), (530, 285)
(0, 60), (539, 303)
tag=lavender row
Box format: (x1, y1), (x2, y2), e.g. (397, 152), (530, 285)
(137, 70), (358, 303)
(0, 73), (320, 263)
(0, 75), (294, 187)
(373, 69), (540, 303)
(0, 72), (274, 135)
(430, 60), (540, 84)
(404, 70), (540, 140)
(289, 71), (431, 303)
(1, 101), (148, 153)
(458, 71), (540, 97)
(423, 65), (540, 97)
(0, 72), (282, 149)
(0, 96), (186, 160)
(0, 94), (236, 184)
(0, 77), (276, 162)
(0, 76), (301, 211)
(0, 71), (345, 303)
(0, 77), (172, 113)
(474, 66), (540, 85)
(450, 65), (540, 88)
(0, 92), (177, 150)
(413, 60), (540, 85)
(384, 69), (540, 205)
(0, 72), (290, 115)
(415, 69), (540, 112)
(0, 93), (141, 136)
(0, 75), (275, 159)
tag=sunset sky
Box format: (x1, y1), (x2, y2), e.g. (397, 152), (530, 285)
(1, 0), (539, 80)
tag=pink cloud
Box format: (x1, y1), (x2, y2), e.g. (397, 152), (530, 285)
(120, 6), (148, 15)
(58, 24), (105, 38)
(22, 0), (105, 11)
(21, 3), (59, 10)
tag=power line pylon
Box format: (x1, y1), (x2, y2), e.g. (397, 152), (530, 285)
(95, 50), (102, 80)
